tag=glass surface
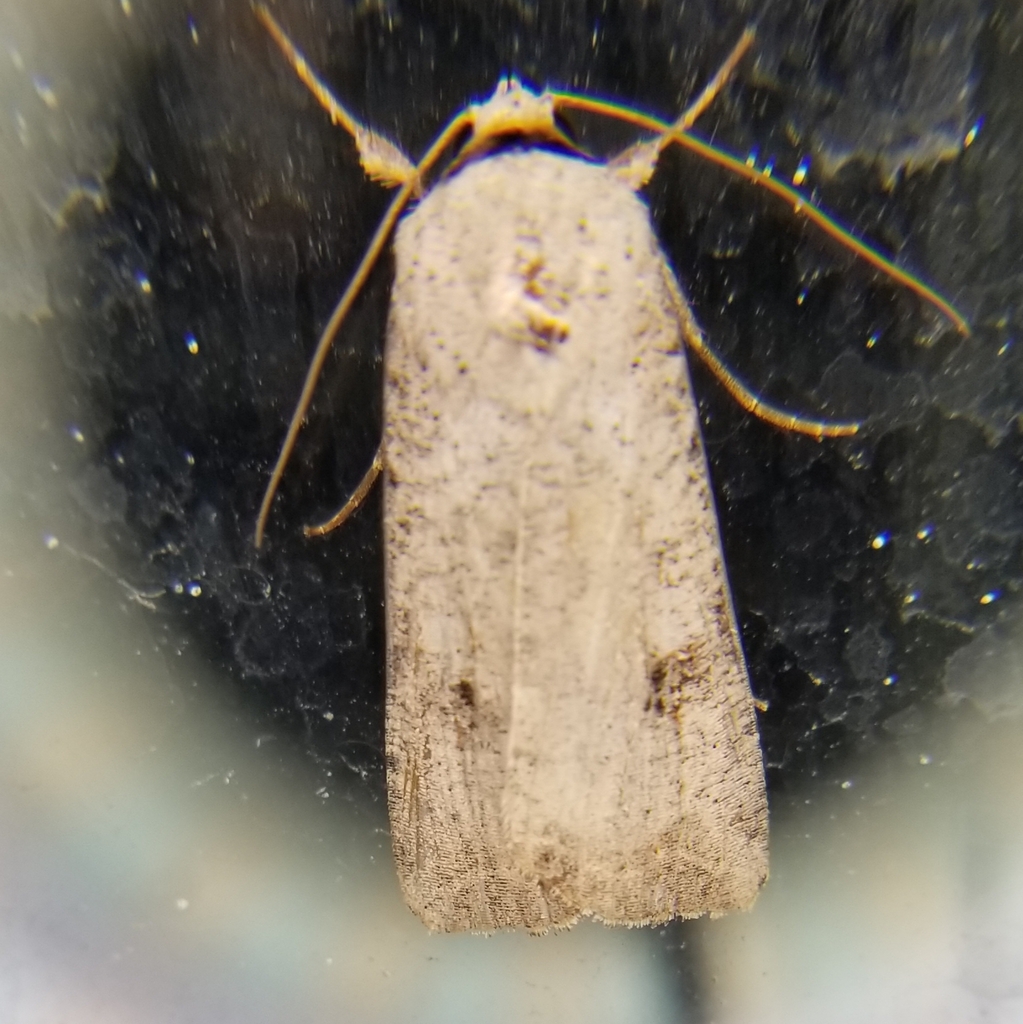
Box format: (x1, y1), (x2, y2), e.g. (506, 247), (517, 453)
(1, 0), (1020, 1020)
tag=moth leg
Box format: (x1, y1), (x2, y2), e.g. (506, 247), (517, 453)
(675, 28), (757, 131)
(605, 28), (755, 190)
(255, 4), (416, 187)
(304, 449), (385, 538)
(660, 265), (860, 440)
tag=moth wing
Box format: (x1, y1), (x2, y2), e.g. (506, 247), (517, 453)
(384, 152), (766, 933)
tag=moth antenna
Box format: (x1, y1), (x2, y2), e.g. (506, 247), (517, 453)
(254, 108), (473, 548)
(550, 36), (970, 338)
(659, 131), (971, 337)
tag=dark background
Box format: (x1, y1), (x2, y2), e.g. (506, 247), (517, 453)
(6, 0), (1021, 836)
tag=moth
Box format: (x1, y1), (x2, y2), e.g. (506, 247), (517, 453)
(252, 5), (968, 933)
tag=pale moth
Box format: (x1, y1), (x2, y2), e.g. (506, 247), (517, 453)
(252, 5), (970, 933)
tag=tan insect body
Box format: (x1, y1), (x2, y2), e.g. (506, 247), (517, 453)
(253, 6), (969, 933)
(385, 150), (766, 931)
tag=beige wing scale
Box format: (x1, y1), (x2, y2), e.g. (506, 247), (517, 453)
(384, 151), (766, 933)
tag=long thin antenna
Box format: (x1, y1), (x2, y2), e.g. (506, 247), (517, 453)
(551, 75), (970, 337)
(253, 109), (472, 548)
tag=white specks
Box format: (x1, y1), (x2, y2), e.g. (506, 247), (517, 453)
(187, 582), (202, 597)
(185, 332), (199, 354)
(792, 156), (809, 186)
(916, 524), (933, 541)
(323, 711), (335, 721)
(316, 786), (331, 800)
(980, 590), (1000, 605)
(175, 897), (189, 911)
(866, 332), (879, 349)
(69, 425), (85, 443)
(44, 534), (59, 550)
(871, 531), (890, 550)
(33, 76), (58, 109)
(135, 271), (152, 294)
(963, 118), (983, 148)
